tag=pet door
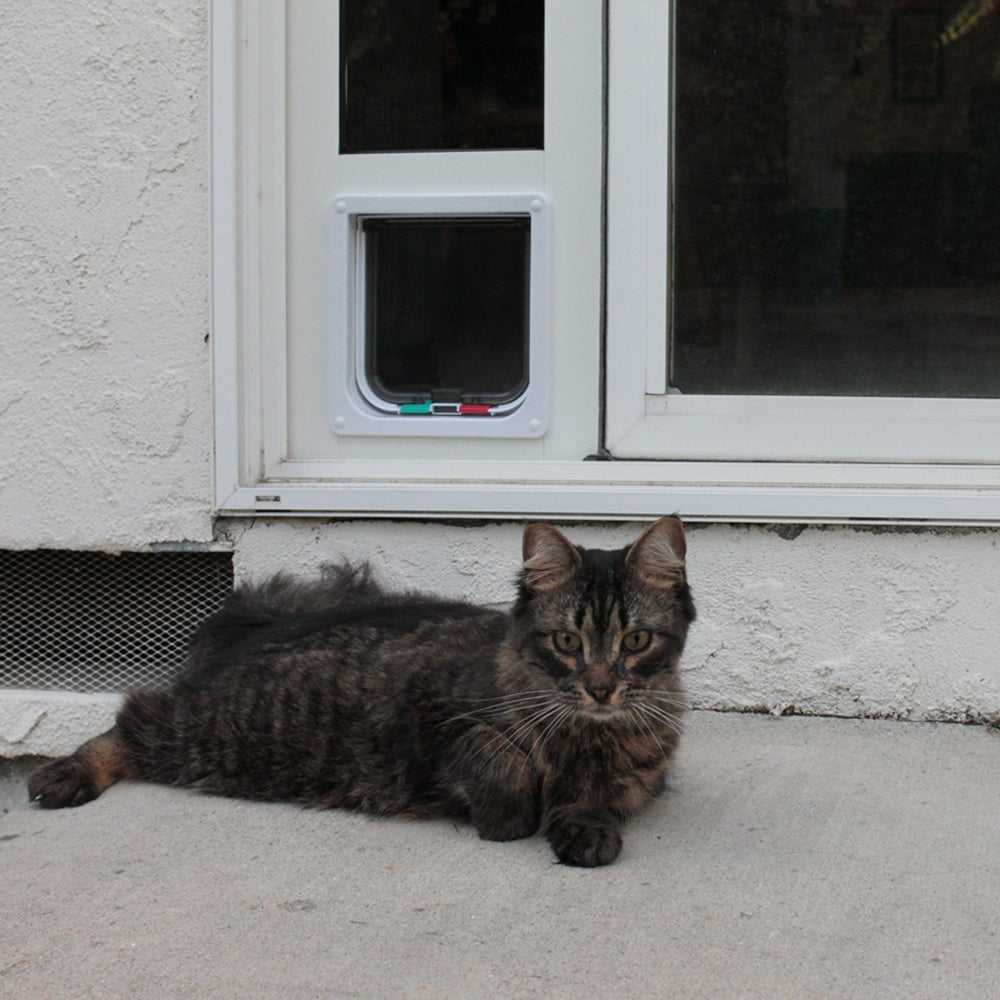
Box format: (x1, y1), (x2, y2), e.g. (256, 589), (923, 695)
(329, 194), (551, 438)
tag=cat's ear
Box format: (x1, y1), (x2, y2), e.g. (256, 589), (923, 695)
(522, 524), (582, 592)
(626, 516), (687, 589)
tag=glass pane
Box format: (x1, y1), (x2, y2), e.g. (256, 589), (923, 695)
(672, 0), (1000, 397)
(341, 0), (544, 153)
(363, 217), (530, 405)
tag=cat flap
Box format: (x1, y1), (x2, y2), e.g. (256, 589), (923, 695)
(522, 523), (582, 592)
(626, 516), (687, 589)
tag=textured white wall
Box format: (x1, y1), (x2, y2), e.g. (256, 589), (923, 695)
(220, 518), (1000, 724)
(0, 0), (213, 548)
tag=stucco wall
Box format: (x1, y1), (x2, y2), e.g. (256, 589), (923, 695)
(0, 0), (213, 549)
(220, 518), (1000, 724)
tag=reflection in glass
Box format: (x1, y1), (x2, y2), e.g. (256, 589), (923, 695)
(341, 0), (544, 153)
(672, 0), (1000, 397)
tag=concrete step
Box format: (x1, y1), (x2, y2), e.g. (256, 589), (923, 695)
(1, 712), (998, 999)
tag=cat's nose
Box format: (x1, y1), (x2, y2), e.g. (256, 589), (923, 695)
(585, 683), (613, 704)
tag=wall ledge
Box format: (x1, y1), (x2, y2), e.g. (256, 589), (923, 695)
(0, 690), (121, 759)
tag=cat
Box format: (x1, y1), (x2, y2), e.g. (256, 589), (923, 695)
(28, 517), (695, 867)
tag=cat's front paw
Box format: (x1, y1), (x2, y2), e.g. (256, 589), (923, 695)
(546, 809), (622, 868)
(28, 756), (98, 809)
(546, 808), (623, 867)
(550, 823), (622, 867)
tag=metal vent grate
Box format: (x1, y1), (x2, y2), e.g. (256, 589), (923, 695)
(0, 550), (233, 693)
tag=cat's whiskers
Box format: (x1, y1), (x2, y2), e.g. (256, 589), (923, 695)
(633, 700), (684, 736)
(462, 693), (556, 713)
(453, 691), (554, 704)
(628, 705), (668, 760)
(522, 705), (572, 768)
(638, 694), (688, 716)
(477, 693), (559, 709)
(437, 693), (557, 729)
(459, 723), (527, 772)
(639, 708), (680, 753)
(495, 702), (565, 750)
(516, 706), (573, 784)
(642, 708), (685, 732)
(635, 694), (684, 715)
(642, 689), (687, 704)
(465, 730), (523, 775)
(440, 707), (550, 729)
(474, 717), (560, 777)
(468, 702), (564, 772)
(542, 706), (574, 752)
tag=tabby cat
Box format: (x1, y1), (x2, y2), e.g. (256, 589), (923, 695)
(29, 517), (695, 867)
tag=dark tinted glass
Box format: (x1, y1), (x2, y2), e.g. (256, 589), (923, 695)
(364, 217), (530, 404)
(673, 0), (1000, 397)
(341, 0), (544, 153)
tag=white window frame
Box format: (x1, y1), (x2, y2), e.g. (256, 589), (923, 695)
(605, 3), (1000, 468)
(211, 0), (1000, 524)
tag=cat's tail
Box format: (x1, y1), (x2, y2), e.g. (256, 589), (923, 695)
(183, 559), (383, 678)
(219, 560), (384, 619)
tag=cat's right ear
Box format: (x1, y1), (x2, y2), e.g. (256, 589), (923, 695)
(626, 515), (687, 590)
(522, 524), (582, 592)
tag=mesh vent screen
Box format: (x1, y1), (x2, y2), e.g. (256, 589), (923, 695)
(0, 550), (233, 693)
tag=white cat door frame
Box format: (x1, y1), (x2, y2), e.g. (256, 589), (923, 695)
(328, 193), (551, 439)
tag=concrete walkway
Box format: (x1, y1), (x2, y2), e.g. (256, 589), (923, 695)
(2, 712), (998, 1000)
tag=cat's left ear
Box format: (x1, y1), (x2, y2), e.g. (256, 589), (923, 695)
(626, 516), (687, 589)
(522, 523), (582, 592)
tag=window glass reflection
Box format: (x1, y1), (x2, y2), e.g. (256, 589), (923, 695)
(673, 0), (1000, 397)
(341, 0), (544, 153)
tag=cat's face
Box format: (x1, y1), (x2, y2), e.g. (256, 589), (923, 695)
(510, 517), (696, 719)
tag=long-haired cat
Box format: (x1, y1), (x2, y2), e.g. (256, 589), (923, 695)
(29, 517), (695, 867)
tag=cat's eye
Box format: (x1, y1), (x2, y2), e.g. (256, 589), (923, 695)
(552, 631), (582, 654)
(623, 630), (652, 653)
